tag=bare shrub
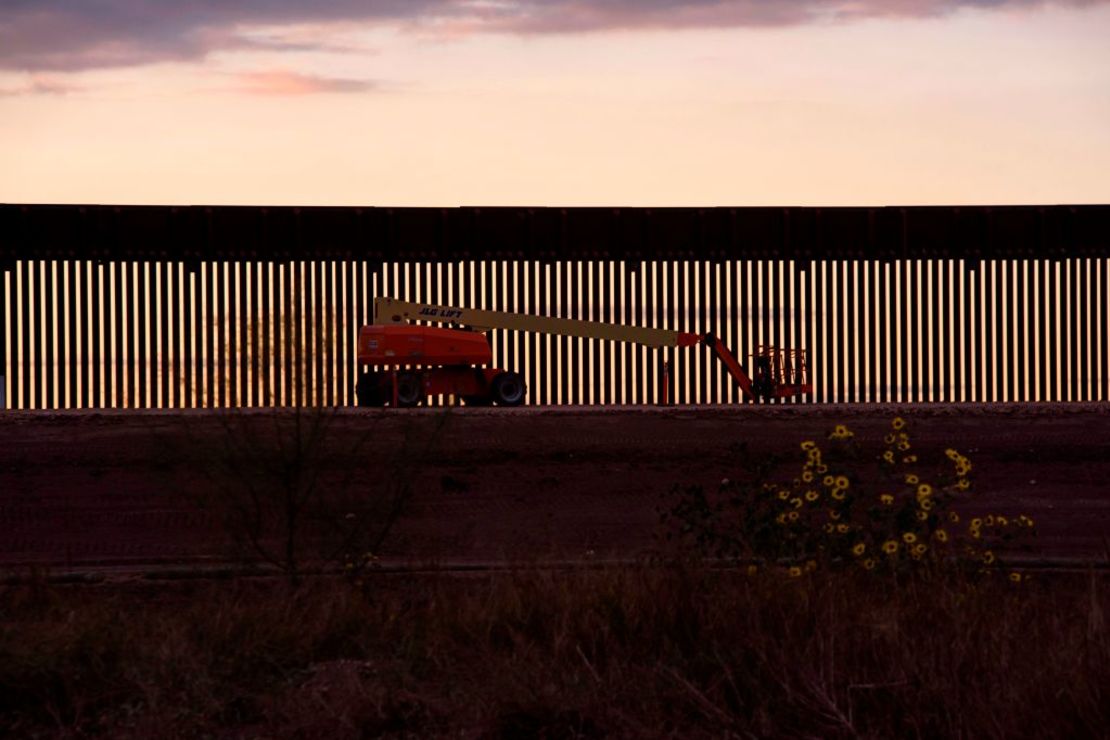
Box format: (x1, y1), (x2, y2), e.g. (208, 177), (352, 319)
(167, 406), (450, 581)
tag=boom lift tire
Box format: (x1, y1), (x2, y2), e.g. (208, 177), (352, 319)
(491, 371), (526, 406)
(394, 371), (423, 407)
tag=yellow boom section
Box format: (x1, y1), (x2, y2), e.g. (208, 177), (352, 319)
(373, 297), (690, 349)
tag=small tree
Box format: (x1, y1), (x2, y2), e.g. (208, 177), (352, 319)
(169, 405), (450, 582)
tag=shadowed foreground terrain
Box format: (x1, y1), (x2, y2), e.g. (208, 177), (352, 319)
(0, 568), (1107, 738)
(2, 406), (1109, 737)
(1, 404), (1109, 571)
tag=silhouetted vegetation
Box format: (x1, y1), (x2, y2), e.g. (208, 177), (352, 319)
(0, 566), (1106, 738)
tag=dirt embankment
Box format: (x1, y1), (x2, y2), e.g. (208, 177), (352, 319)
(1, 404), (1108, 570)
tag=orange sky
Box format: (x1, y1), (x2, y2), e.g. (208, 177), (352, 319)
(1, 1), (1107, 206)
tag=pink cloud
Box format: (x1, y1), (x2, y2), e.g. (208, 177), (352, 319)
(0, 73), (82, 96)
(237, 69), (377, 95)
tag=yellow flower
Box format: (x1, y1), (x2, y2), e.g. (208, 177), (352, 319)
(983, 551), (996, 565)
(835, 475), (849, 489)
(902, 532), (917, 544)
(788, 566), (803, 578)
(897, 442), (910, 451)
(884, 434), (896, 445)
(791, 498), (803, 509)
(892, 417), (906, 430)
(823, 475), (835, 487)
(802, 471), (814, 483)
(912, 543), (927, 557)
(955, 478), (970, 491)
(984, 515), (995, 527)
(836, 523), (849, 534)
(880, 494), (894, 505)
(829, 510), (841, 520)
(917, 483), (933, 498)
(824, 523), (835, 533)
(1009, 572), (1022, 583)
(882, 451), (895, 463)
(778, 490), (790, 500)
(920, 499), (934, 511)
(775, 513), (786, 525)
(997, 516), (1008, 527)
(970, 518), (982, 529)
(915, 511), (928, 521)
(787, 511), (799, 522)
(831, 489), (846, 501)
(949, 512), (960, 524)
(945, 448), (960, 460)
(805, 490), (819, 502)
(935, 529), (949, 542)
(852, 542), (866, 556)
(970, 528), (981, 539)
(817, 464), (828, 473)
(905, 474), (919, 485)
(862, 558), (876, 570)
(801, 441), (816, 451)
(903, 455), (918, 463)
(882, 540), (899, 555)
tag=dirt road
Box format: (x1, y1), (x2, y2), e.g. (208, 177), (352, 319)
(1, 405), (1108, 571)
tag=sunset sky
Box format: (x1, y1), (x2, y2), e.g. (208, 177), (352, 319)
(1, 0), (1108, 206)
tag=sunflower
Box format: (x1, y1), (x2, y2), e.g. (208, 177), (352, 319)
(882, 540), (899, 555)
(851, 542), (866, 556)
(880, 494), (894, 505)
(902, 532), (918, 544)
(934, 529), (949, 542)
(788, 566), (803, 578)
(905, 474), (920, 485)
(805, 490), (819, 502)
(892, 417), (906, 430)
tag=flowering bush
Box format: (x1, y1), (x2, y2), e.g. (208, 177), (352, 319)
(662, 417), (1036, 576)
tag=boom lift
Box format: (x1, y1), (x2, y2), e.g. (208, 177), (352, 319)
(356, 297), (811, 407)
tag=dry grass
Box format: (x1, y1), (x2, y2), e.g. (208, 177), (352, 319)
(0, 566), (1107, 738)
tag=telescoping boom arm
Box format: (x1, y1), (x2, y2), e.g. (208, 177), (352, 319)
(373, 297), (811, 401)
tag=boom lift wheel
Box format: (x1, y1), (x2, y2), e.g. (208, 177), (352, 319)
(394, 371), (423, 407)
(490, 371), (526, 406)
